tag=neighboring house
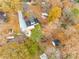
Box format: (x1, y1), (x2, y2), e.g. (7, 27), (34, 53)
(18, 10), (39, 37)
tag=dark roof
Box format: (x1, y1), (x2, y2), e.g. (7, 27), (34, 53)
(25, 17), (39, 27)
(26, 20), (31, 26)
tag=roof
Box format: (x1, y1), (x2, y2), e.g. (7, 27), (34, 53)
(25, 16), (39, 27)
(18, 10), (27, 32)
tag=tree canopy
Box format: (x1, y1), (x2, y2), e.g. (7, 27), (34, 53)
(75, 0), (79, 3)
(48, 6), (61, 22)
(71, 8), (79, 16)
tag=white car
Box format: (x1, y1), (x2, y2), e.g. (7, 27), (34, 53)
(42, 13), (48, 17)
(41, 13), (48, 19)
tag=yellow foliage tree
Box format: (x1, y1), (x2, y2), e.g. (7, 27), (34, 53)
(48, 6), (61, 22)
(0, 0), (22, 12)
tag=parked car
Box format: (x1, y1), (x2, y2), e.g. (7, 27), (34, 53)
(52, 39), (61, 46)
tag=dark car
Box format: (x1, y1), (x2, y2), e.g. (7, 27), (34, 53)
(52, 39), (61, 46)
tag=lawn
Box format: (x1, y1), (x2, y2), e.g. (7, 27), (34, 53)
(31, 24), (43, 41)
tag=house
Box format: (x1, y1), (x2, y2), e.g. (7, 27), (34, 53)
(18, 10), (39, 37)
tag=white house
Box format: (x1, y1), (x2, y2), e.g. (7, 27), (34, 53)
(18, 10), (39, 37)
(18, 10), (32, 37)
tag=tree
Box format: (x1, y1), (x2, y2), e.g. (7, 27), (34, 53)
(24, 39), (43, 55)
(60, 8), (78, 29)
(1, 0), (22, 12)
(75, 0), (79, 3)
(48, 6), (61, 22)
(0, 39), (44, 59)
(71, 8), (79, 16)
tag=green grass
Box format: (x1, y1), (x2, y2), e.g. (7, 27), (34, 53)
(31, 24), (43, 41)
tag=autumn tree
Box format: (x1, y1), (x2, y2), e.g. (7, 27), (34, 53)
(0, 0), (22, 12)
(48, 6), (61, 22)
